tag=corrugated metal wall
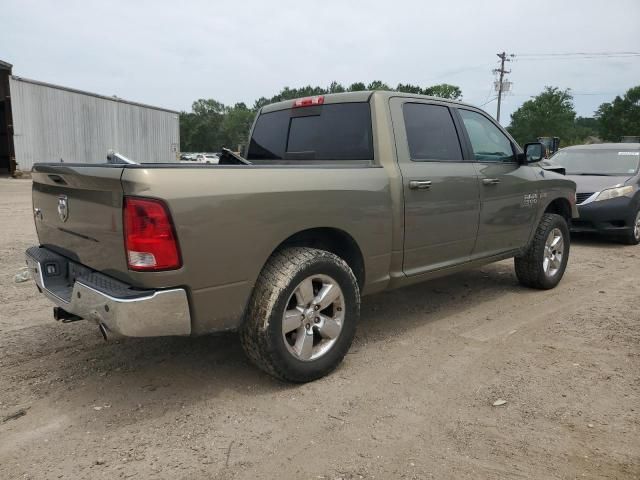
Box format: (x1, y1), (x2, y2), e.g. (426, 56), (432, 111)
(9, 77), (179, 171)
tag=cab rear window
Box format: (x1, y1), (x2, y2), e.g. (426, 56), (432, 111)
(247, 103), (373, 161)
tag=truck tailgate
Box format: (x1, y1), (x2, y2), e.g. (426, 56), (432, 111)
(31, 165), (129, 277)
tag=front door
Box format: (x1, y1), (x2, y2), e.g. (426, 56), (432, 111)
(390, 98), (480, 276)
(456, 108), (538, 257)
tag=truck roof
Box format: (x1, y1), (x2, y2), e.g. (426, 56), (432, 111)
(260, 90), (473, 114)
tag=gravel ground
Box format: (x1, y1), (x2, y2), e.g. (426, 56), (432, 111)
(0, 177), (638, 479)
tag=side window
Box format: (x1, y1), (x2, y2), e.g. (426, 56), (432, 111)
(403, 103), (463, 161)
(458, 109), (515, 162)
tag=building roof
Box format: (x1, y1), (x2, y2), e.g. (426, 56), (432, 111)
(8, 72), (179, 114)
(0, 59), (13, 71)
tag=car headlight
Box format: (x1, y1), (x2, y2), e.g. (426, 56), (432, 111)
(594, 186), (634, 202)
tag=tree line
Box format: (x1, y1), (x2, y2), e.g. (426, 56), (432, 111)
(180, 81), (640, 153)
(179, 82), (461, 152)
(507, 85), (640, 146)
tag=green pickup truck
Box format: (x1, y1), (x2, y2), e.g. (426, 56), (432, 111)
(26, 91), (577, 382)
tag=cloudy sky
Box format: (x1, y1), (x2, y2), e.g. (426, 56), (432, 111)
(2, 0), (639, 124)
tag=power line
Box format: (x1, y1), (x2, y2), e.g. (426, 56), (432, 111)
(479, 97), (497, 107)
(516, 55), (640, 62)
(516, 51), (640, 57)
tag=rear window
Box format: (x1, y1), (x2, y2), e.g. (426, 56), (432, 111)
(247, 103), (373, 161)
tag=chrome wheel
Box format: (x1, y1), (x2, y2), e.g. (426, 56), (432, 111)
(634, 210), (640, 241)
(282, 274), (345, 362)
(543, 228), (564, 277)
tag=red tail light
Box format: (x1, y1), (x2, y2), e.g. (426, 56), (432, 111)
(292, 96), (324, 108)
(123, 197), (181, 271)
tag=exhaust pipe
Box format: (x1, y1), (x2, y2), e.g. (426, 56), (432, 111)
(53, 307), (83, 323)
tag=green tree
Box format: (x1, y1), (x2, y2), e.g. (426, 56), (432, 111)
(396, 83), (423, 94)
(422, 83), (463, 100)
(507, 87), (576, 145)
(329, 81), (346, 93)
(180, 81), (464, 152)
(595, 86), (640, 141)
(367, 80), (390, 90)
(180, 99), (227, 152)
(570, 116), (599, 143)
(347, 82), (367, 92)
(221, 103), (256, 150)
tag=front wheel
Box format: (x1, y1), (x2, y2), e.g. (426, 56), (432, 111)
(240, 247), (360, 383)
(620, 208), (640, 245)
(515, 213), (570, 289)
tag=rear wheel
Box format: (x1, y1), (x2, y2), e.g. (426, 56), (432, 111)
(515, 213), (570, 289)
(240, 247), (360, 383)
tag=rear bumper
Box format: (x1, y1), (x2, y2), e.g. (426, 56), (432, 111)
(572, 196), (637, 236)
(25, 246), (191, 337)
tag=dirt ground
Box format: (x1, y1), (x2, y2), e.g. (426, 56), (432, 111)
(0, 177), (638, 480)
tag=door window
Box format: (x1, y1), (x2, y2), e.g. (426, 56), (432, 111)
(459, 109), (515, 162)
(403, 103), (462, 161)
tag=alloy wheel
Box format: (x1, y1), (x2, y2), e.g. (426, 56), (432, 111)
(543, 228), (564, 277)
(282, 274), (345, 361)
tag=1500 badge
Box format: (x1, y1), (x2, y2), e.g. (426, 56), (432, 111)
(522, 193), (538, 208)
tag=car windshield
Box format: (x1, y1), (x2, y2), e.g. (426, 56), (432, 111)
(552, 149), (640, 176)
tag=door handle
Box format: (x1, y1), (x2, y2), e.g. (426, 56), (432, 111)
(409, 180), (432, 190)
(482, 178), (501, 185)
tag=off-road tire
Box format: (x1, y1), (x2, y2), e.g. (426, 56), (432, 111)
(239, 247), (360, 383)
(515, 213), (570, 290)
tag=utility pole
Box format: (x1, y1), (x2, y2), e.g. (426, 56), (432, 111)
(493, 52), (512, 123)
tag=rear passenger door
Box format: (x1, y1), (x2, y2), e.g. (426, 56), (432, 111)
(455, 108), (538, 257)
(390, 98), (481, 276)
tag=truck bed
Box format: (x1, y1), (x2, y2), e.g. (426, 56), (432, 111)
(31, 162), (394, 333)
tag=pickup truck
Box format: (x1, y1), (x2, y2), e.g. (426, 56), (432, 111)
(26, 91), (578, 382)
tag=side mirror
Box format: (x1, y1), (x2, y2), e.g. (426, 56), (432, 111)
(522, 142), (547, 164)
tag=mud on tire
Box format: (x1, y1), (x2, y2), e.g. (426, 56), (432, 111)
(515, 213), (570, 290)
(239, 247), (360, 383)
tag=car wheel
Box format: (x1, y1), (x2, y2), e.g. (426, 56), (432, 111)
(240, 247), (360, 382)
(621, 208), (640, 245)
(515, 213), (570, 290)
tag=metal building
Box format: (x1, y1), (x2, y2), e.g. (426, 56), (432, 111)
(0, 60), (179, 175)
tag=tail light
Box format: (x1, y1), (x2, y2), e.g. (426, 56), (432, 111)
(123, 197), (181, 271)
(292, 96), (324, 108)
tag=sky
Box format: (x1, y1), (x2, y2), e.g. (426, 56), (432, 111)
(2, 0), (640, 125)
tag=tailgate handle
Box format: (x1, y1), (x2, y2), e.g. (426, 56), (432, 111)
(48, 174), (67, 185)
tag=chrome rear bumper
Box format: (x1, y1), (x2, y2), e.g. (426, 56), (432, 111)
(25, 246), (191, 337)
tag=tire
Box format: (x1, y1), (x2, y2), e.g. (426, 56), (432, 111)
(620, 208), (640, 245)
(515, 213), (570, 290)
(239, 247), (360, 383)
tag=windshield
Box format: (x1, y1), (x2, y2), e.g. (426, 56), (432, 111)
(552, 149), (640, 176)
